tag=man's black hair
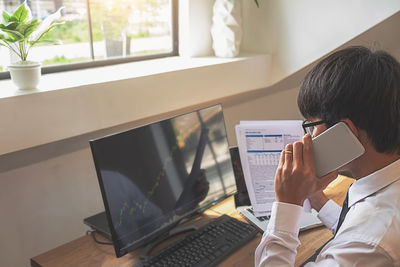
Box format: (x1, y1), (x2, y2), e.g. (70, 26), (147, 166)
(298, 46), (400, 154)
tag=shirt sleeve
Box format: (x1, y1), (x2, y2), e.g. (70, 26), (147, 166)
(254, 201), (303, 267)
(317, 199), (341, 234)
(254, 201), (394, 267)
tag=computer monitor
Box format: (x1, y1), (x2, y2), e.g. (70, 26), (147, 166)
(89, 104), (237, 257)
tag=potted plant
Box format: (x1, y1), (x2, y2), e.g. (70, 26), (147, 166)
(0, 1), (64, 90)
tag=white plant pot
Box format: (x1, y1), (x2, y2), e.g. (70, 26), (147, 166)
(211, 0), (242, 58)
(8, 61), (41, 90)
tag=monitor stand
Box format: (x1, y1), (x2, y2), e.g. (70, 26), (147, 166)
(84, 211), (199, 258)
(140, 224), (199, 260)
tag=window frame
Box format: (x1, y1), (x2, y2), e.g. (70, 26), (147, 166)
(0, 0), (179, 80)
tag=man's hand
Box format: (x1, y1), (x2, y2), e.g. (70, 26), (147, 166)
(274, 134), (338, 206)
(308, 190), (329, 211)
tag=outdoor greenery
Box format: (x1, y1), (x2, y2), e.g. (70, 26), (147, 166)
(43, 20), (152, 45)
(90, 0), (132, 41)
(42, 1), (154, 45)
(43, 20), (103, 43)
(0, 1), (64, 61)
(43, 55), (89, 65)
(128, 31), (150, 39)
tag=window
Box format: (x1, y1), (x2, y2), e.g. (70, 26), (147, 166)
(0, 0), (178, 78)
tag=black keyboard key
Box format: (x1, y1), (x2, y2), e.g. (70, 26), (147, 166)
(134, 215), (258, 267)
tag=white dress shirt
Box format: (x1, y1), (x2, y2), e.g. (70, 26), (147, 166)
(255, 159), (400, 266)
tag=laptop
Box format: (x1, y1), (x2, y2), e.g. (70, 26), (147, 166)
(229, 146), (323, 232)
(84, 211), (112, 240)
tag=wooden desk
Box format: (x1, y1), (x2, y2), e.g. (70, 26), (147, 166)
(31, 175), (353, 267)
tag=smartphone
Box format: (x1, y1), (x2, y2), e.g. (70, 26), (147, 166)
(312, 122), (365, 178)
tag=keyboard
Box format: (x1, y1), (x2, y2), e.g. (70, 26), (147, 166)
(246, 207), (271, 222)
(134, 214), (258, 267)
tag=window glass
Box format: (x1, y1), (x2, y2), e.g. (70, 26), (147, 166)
(0, 0), (174, 74)
(90, 0), (172, 60)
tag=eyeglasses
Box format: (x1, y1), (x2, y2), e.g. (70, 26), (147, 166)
(302, 120), (326, 135)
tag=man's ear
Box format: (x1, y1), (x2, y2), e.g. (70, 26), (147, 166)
(341, 119), (359, 137)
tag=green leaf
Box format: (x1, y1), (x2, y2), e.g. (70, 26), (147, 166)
(2, 11), (11, 23)
(30, 7), (64, 42)
(0, 30), (14, 43)
(0, 21), (19, 31)
(0, 28), (24, 42)
(254, 0), (260, 7)
(11, 1), (31, 23)
(8, 16), (19, 23)
(30, 21), (64, 45)
(0, 37), (11, 47)
(16, 19), (39, 38)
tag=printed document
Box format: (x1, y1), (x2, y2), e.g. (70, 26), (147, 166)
(235, 120), (303, 216)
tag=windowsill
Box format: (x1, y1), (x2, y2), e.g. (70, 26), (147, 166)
(0, 54), (266, 98)
(0, 53), (270, 156)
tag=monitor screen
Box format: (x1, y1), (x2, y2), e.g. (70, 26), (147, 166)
(89, 104), (237, 257)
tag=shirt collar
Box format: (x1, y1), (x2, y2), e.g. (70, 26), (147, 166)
(348, 158), (400, 208)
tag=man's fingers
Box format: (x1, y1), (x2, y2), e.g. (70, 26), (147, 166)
(283, 144), (293, 169)
(293, 141), (303, 168)
(278, 148), (285, 169)
(302, 134), (314, 170)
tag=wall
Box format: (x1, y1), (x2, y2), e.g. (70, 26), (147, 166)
(241, 0), (400, 84)
(0, 77), (302, 267)
(0, 55), (270, 156)
(179, 0), (214, 57)
(1, 5), (400, 267)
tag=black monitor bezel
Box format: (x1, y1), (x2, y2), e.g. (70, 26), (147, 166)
(89, 103), (235, 257)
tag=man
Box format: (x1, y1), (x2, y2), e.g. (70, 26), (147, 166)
(255, 46), (400, 266)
